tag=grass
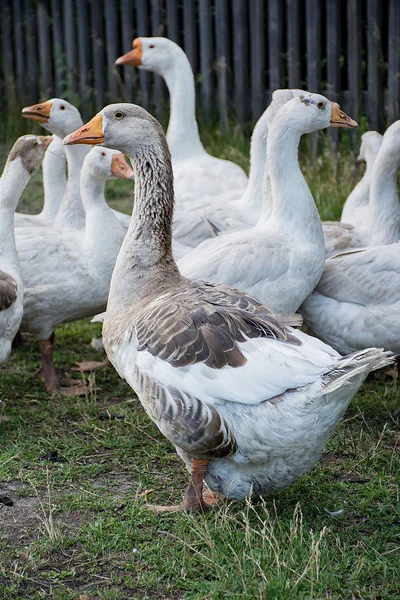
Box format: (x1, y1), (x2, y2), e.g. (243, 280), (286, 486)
(1, 131), (399, 599)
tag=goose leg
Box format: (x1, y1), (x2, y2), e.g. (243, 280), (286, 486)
(147, 459), (222, 514)
(38, 333), (86, 396)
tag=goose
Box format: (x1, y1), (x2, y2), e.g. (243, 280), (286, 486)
(16, 146), (133, 394)
(115, 37), (248, 207)
(340, 131), (382, 228)
(323, 121), (400, 256)
(22, 98), (132, 230)
(0, 135), (52, 365)
(64, 103), (393, 512)
(178, 94), (358, 314)
(14, 134), (67, 227)
(300, 244), (400, 356)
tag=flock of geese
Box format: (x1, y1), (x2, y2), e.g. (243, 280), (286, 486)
(1, 37), (399, 512)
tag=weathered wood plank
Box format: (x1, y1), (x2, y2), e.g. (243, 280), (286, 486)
(104, 0), (119, 100)
(36, 1), (53, 97)
(249, 0), (265, 121)
(306, 0), (321, 94)
(268, 0), (283, 94)
(24, 0), (38, 102)
(367, 0), (382, 131)
(13, 0), (25, 97)
(215, 0), (230, 132)
(90, 0), (106, 111)
(347, 0), (362, 125)
(136, 0), (150, 109)
(183, 0), (197, 75)
(388, 0), (400, 123)
(198, 0), (213, 116)
(63, 0), (77, 96)
(120, 0), (135, 101)
(51, 0), (64, 97)
(232, 0), (248, 125)
(151, 0), (165, 119)
(286, 0), (301, 89)
(76, 0), (90, 118)
(326, 0), (341, 147)
(166, 0), (179, 44)
(1, 0), (15, 99)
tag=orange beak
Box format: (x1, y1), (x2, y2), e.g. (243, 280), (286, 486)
(22, 101), (53, 123)
(63, 114), (104, 145)
(111, 154), (134, 180)
(40, 136), (53, 149)
(115, 38), (142, 67)
(330, 103), (358, 129)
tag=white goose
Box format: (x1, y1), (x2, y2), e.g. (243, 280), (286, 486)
(21, 98), (132, 230)
(17, 146), (132, 394)
(115, 37), (248, 207)
(65, 103), (393, 512)
(178, 94), (358, 314)
(323, 121), (400, 256)
(15, 134), (67, 227)
(340, 131), (382, 229)
(300, 244), (400, 356)
(0, 135), (52, 365)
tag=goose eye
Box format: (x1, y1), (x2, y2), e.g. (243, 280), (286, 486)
(33, 140), (38, 146)
(60, 105), (66, 110)
(149, 44), (155, 49)
(114, 111), (124, 119)
(101, 151), (106, 156)
(317, 101), (325, 109)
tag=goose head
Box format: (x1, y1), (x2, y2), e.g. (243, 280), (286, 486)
(84, 146), (134, 181)
(7, 135), (53, 175)
(357, 131), (383, 164)
(22, 98), (83, 138)
(273, 93), (358, 135)
(116, 37), (182, 75)
(64, 103), (167, 159)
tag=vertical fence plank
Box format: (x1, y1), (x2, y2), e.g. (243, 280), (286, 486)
(13, 0), (25, 98)
(51, 0), (64, 97)
(151, 0), (166, 119)
(347, 0), (362, 136)
(104, 0), (119, 100)
(120, 0), (135, 101)
(63, 0), (77, 97)
(286, 0), (301, 88)
(268, 0), (283, 95)
(326, 0), (341, 146)
(367, 0), (383, 130)
(215, 0), (230, 132)
(76, 0), (90, 118)
(136, 0), (150, 109)
(249, 0), (265, 121)
(306, 0), (321, 93)
(1, 0), (15, 102)
(198, 0), (213, 117)
(37, 1), (53, 97)
(388, 0), (400, 124)
(165, 0), (179, 44)
(90, 0), (106, 111)
(183, 0), (198, 75)
(24, 0), (38, 103)
(232, 0), (248, 125)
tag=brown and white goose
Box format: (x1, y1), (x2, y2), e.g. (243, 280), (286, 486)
(64, 104), (393, 512)
(0, 135), (52, 365)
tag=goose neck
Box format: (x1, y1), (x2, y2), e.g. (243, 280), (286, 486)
(40, 136), (67, 221)
(368, 143), (400, 244)
(236, 114), (268, 216)
(0, 158), (31, 213)
(54, 145), (88, 229)
(163, 53), (205, 159)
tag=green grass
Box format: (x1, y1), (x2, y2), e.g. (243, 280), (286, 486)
(1, 134), (399, 599)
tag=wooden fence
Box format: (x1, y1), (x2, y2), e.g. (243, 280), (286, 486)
(1, 0), (400, 131)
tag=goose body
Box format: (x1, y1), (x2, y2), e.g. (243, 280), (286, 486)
(116, 37), (247, 206)
(17, 147), (132, 392)
(65, 103), (393, 510)
(300, 244), (400, 355)
(0, 136), (51, 364)
(323, 122), (400, 256)
(178, 94), (357, 313)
